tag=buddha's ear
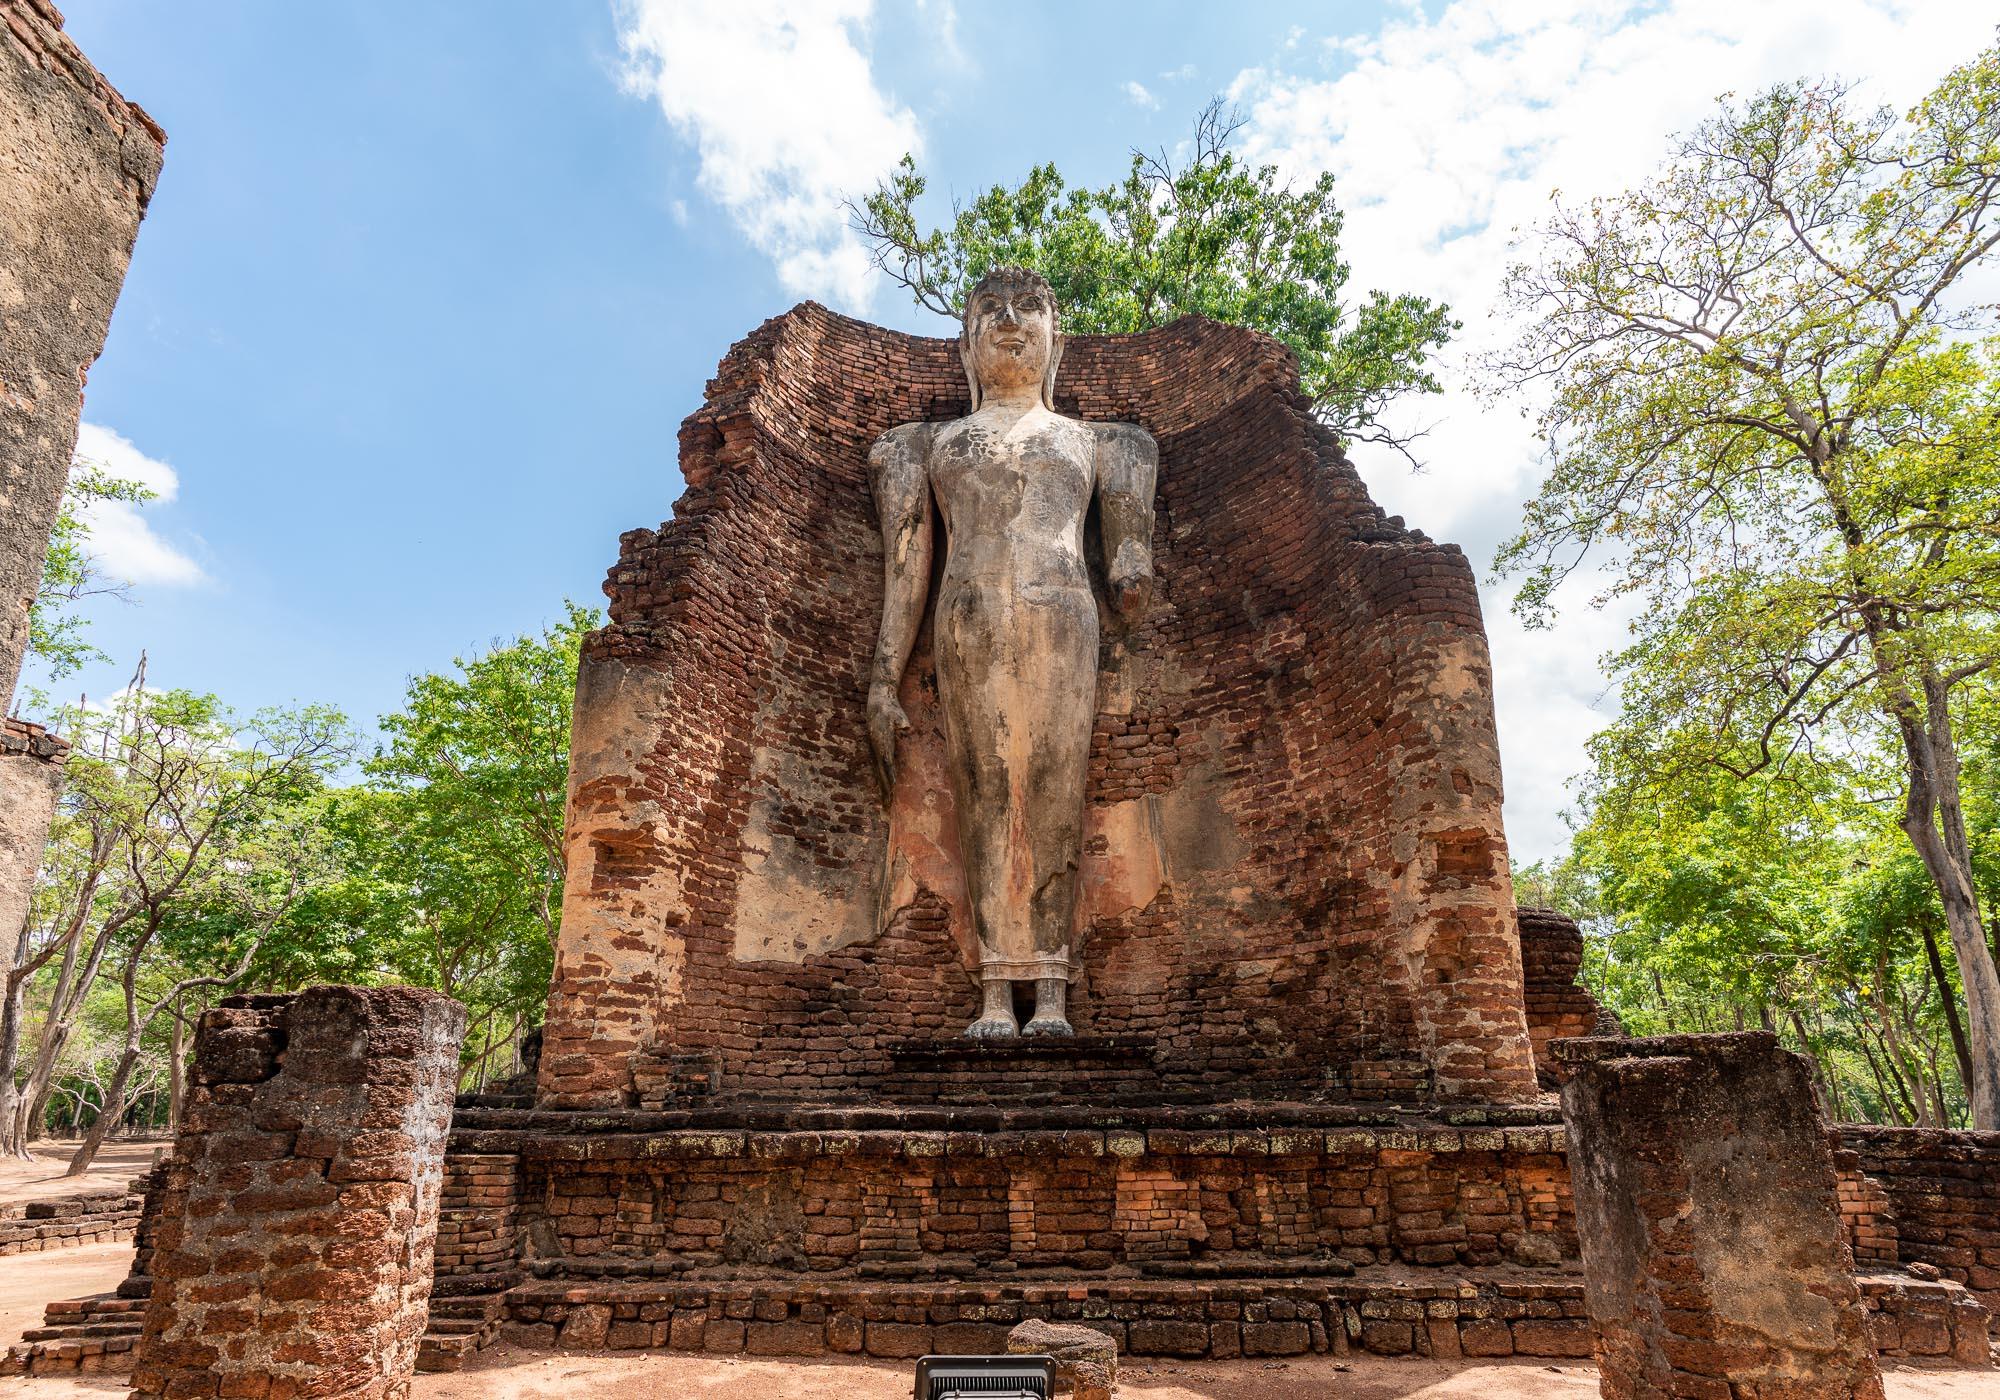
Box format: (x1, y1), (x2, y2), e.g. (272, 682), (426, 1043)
(959, 337), (982, 413)
(1042, 332), (1066, 412)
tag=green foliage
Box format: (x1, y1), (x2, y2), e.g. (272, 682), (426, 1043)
(285, 604), (595, 1074)
(25, 460), (153, 692)
(1493, 39), (2000, 1125)
(1557, 732), (1987, 1126)
(853, 101), (1457, 459)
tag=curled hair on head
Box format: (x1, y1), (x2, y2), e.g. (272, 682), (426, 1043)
(959, 266), (1064, 412)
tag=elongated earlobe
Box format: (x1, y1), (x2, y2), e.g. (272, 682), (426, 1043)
(1042, 333), (1066, 411)
(960, 338), (982, 412)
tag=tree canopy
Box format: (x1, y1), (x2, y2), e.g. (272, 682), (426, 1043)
(1496, 41), (2000, 1123)
(852, 101), (1457, 461)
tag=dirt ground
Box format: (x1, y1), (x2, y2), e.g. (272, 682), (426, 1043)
(1, 1249), (1992, 1398)
(0, 1241), (131, 1352)
(0, 1139), (162, 1208)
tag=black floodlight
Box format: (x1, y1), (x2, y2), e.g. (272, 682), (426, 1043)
(913, 1354), (1055, 1400)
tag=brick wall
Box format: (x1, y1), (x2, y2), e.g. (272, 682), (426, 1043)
(509, 1123), (1576, 1277)
(541, 305), (1537, 1110)
(0, 1181), (142, 1254)
(1836, 1125), (2000, 1311)
(0, 0), (162, 704)
(1516, 907), (1619, 1085)
(129, 986), (465, 1400)
(435, 1151), (520, 1279)
(1560, 1033), (1883, 1399)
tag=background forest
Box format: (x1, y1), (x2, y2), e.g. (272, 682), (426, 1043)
(7, 32), (1998, 1170)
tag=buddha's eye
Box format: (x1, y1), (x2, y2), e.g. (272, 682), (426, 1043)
(978, 298), (998, 313)
(1019, 296), (1041, 311)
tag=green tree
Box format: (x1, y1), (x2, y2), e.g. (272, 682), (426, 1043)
(1493, 43), (2000, 1124)
(5, 686), (352, 1173)
(20, 460), (153, 702)
(310, 605), (595, 1082)
(852, 101), (1456, 461)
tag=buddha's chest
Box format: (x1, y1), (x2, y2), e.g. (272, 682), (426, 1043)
(930, 417), (1093, 525)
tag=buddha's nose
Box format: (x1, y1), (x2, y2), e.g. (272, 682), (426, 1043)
(997, 303), (1019, 327)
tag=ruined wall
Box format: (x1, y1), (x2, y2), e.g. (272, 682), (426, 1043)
(0, 0), (163, 703)
(1, 720), (65, 967)
(510, 1123), (1575, 1277)
(1516, 907), (1619, 1085)
(541, 305), (1537, 1109)
(1837, 1126), (2000, 1311)
(0, 1178), (141, 1254)
(130, 986), (465, 1400)
(1559, 1032), (1883, 1400)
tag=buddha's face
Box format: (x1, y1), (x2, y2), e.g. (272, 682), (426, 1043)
(964, 281), (1056, 397)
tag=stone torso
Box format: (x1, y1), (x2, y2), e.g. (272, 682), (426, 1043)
(929, 406), (1096, 602)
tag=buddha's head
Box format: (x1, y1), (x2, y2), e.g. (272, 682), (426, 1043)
(960, 266), (1062, 411)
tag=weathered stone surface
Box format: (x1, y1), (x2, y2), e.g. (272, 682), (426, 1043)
(503, 1116), (1576, 1275)
(1559, 1032), (1886, 1398)
(1, 722), (66, 1097)
(540, 299), (1539, 1110)
(1008, 1317), (1117, 1400)
(868, 268), (1158, 1037)
(128, 986), (466, 1400)
(0, 0), (162, 704)
(1838, 1125), (2000, 1312)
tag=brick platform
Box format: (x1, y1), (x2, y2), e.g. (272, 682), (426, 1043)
(0, 1178), (143, 1254)
(498, 1273), (1597, 1361)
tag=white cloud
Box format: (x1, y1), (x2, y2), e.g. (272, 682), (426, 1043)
(1228, 0), (1995, 861)
(1124, 80), (1161, 110)
(615, 0), (921, 311)
(71, 423), (205, 589)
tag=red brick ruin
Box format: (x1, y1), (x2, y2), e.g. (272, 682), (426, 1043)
(0, 0), (162, 1084)
(541, 304), (1539, 1110)
(1560, 1033), (1887, 1398)
(128, 987), (466, 1400)
(3, 8), (1998, 1392)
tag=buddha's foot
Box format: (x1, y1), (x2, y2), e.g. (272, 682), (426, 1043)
(1022, 1015), (1073, 1037)
(966, 1012), (1019, 1039)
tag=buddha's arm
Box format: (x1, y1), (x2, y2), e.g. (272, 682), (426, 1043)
(1095, 421), (1158, 620)
(866, 422), (934, 801)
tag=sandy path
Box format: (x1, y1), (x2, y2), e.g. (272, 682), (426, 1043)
(0, 1140), (161, 1208)
(5, 1342), (1990, 1399)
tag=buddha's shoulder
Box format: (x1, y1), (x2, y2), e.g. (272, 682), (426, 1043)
(1089, 419), (1157, 458)
(869, 421), (933, 462)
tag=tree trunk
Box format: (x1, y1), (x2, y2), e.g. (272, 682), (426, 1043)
(1918, 919), (1977, 1100)
(0, 967), (29, 1159)
(1891, 679), (2000, 1128)
(65, 1040), (140, 1177)
(0, 879), (37, 1157)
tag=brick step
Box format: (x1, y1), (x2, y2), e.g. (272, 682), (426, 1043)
(417, 1326), (498, 1373)
(425, 1317), (492, 1335)
(417, 1288), (509, 1372)
(22, 1321), (142, 1341)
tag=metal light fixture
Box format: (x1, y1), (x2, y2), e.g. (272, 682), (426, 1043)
(913, 1354), (1056, 1399)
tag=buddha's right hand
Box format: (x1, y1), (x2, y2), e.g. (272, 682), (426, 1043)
(867, 682), (910, 804)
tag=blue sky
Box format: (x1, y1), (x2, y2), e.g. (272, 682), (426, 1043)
(40, 1), (1994, 861)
